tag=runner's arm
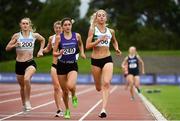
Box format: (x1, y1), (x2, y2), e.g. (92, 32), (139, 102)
(43, 36), (52, 53)
(121, 57), (128, 69)
(53, 35), (63, 57)
(76, 33), (86, 59)
(137, 55), (145, 74)
(110, 29), (121, 56)
(34, 33), (45, 57)
(86, 28), (103, 49)
(5, 33), (19, 51)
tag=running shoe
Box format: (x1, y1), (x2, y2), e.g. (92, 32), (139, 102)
(72, 96), (78, 108)
(136, 87), (141, 93)
(98, 109), (107, 118)
(22, 105), (26, 112)
(130, 96), (135, 101)
(24, 101), (32, 111)
(55, 110), (63, 117)
(64, 109), (70, 119)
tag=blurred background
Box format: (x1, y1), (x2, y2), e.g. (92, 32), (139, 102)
(0, 1), (180, 119)
(0, 0), (180, 83)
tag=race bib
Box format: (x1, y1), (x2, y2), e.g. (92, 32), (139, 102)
(63, 48), (76, 55)
(17, 39), (34, 50)
(20, 41), (33, 48)
(100, 40), (109, 45)
(95, 35), (111, 47)
(129, 63), (137, 68)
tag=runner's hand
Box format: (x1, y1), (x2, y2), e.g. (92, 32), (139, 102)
(15, 41), (21, 47)
(59, 49), (64, 55)
(37, 50), (43, 57)
(81, 53), (86, 59)
(115, 49), (122, 56)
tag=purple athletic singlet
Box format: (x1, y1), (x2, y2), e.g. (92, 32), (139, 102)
(58, 32), (79, 63)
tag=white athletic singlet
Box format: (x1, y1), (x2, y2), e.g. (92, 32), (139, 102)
(51, 34), (56, 48)
(16, 32), (36, 52)
(93, 26), (112, 47)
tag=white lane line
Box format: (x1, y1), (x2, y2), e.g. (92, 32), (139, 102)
(0, 91), (20, 96)
(0, 87), (94, 121)
(0, 88), (19, 92)
(138, 93), (168, 121)
(0, 85), (86, 100)
(0, 87), (51, 97)
(0, 85), (86, 97)
(0, 112), (23, 121)
(0, 91), (52, 104)
(0, 84), (50, 93)
(32, 87), (94, 111)
(78, 86), (117, 121)
(0, 85), (86, 104)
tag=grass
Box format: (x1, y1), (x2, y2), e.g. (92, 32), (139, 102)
(142, 85), (180, 120)
(0, 55), (91, 73)
(0, 56), (120, 74)
(0, 50), (180, 73)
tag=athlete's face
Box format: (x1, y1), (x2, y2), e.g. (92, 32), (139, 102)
(62, 20), (72, 33)
(54, 24), (62, 34)
(20, 19), (30, 31)
(96, 10), (107, 24)
(129, 47), (136, 55)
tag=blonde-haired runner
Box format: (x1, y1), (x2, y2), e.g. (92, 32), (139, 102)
(6, 17), (45, 112)
(43, 20), (63, 117)
(86, 9), (121, 118)
(121, 46), (145, 100)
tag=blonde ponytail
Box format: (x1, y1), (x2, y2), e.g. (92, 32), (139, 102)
(90, 12), (97, 30)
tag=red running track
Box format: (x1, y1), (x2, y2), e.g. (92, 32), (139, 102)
(0, 83), (155, 120)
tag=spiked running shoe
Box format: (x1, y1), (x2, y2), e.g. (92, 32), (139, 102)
(64, 109), (70, 119)
(72, 96), (78, 108)
(23, 101), (32, 112)
(55, 110), (63, 117)
(137, 87), (141, 93)
(98, 109), (107, 118)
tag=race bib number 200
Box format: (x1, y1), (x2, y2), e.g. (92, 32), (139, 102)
(21, 41), (33, 48)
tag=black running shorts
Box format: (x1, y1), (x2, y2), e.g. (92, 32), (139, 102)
(91, 56), (113, 69)
(51, 63), (57, 69)
(57, 61), (78, 75)
(15, 59), (37, 75)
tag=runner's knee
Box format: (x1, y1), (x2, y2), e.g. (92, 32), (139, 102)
(67, 82), (75, 91)
(62, 88), (69, 95)
(103, 81), (110, 89)
(24, 78), (31, 87)
(20, 85), (25, 91)
(96, 86), (101, 92)
(24, 75), (31, 83)
(54, 85), (60, 93)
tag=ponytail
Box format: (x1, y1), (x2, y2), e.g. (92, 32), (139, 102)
(90, 12), (97, 30)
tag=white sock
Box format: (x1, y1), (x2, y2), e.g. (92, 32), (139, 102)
(101, 108), (106, 113)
